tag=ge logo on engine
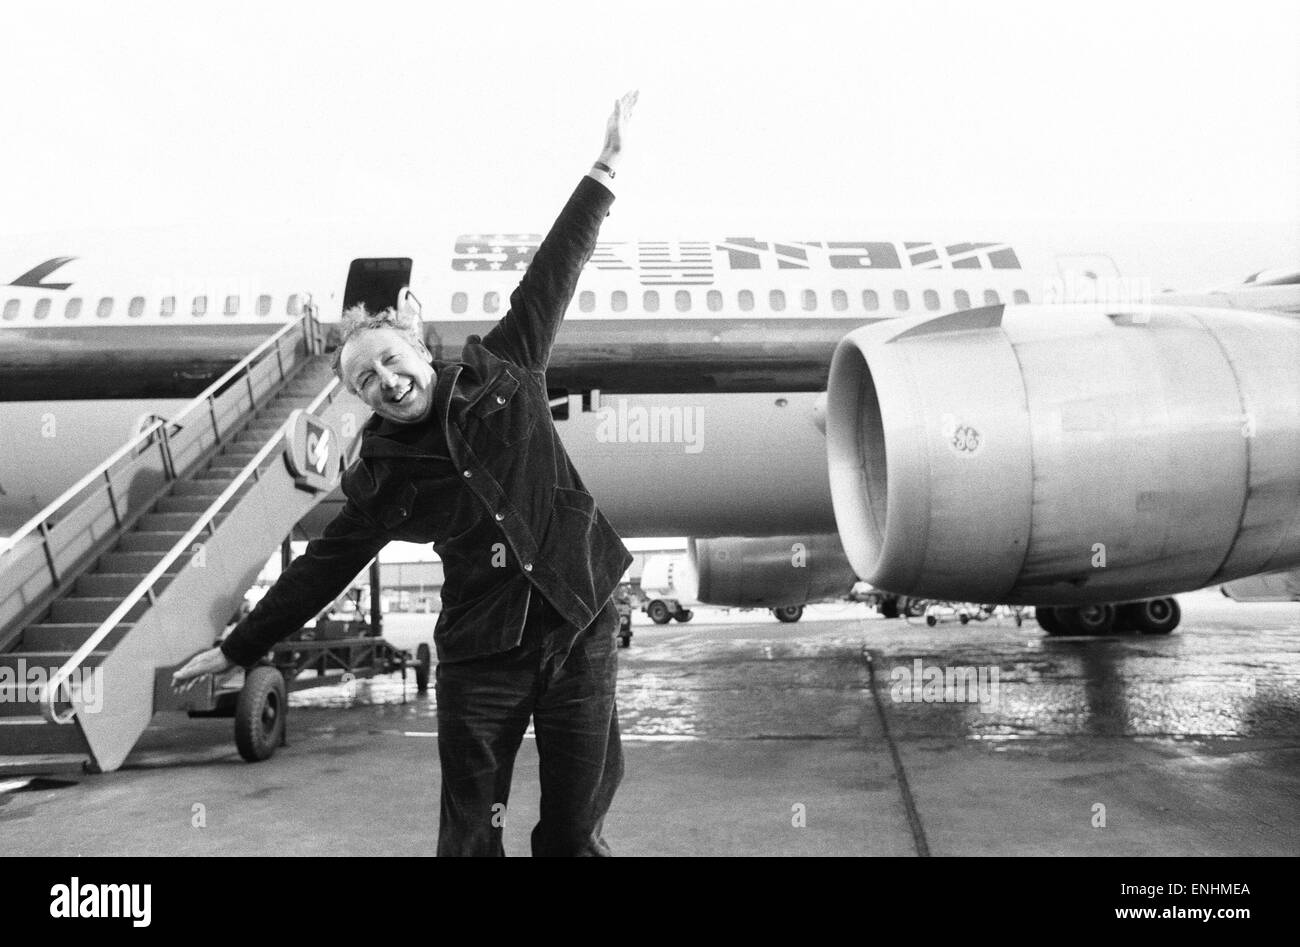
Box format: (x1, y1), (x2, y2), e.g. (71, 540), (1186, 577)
(950, 424), (981, 454)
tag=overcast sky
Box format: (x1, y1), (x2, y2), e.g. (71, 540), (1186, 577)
(1, 0), (1296, 282)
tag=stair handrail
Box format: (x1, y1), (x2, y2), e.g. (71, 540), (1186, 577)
(38, 374), (345, 724)
(0, 309), (321, 564)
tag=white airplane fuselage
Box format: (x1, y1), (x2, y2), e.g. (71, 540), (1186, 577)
(1, 223), (1296, 548)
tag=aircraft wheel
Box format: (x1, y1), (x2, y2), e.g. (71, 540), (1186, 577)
(1060, 603), (1117, 635)
(903, 598), (929, 618)
(926, 614), (937, 627)
(1122, 598), (1180, 635)
(773, 604), (803, 623)
(235, 666), (286, 763)
(1035, 606), (1068, 636)
(414, 643), (431, 694)
(879, 598), (900, 619)
(959, 612), (970, 625)
(647, 601), (672, 624)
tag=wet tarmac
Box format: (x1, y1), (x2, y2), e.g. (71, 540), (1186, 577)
(1, 589), (1296, 856)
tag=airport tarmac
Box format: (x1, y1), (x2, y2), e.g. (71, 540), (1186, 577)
(1, 589), (1296, 856)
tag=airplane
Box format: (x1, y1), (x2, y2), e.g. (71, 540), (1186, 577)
(1, 220), (1297, 637)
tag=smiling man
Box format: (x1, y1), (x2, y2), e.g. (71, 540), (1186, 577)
(173, 91), (640, 856)
(337, 308), (439, 424)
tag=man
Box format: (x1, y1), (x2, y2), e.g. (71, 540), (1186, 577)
(173, 91), (640, 857)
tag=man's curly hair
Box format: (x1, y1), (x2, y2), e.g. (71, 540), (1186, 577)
(330, 300), (428, 392)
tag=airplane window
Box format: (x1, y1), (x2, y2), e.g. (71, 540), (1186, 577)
(831, 289), (847, 311)
(611, 290), (627, 312)
(579, 291), (595, 313)
(643, 290), (660, 312)
(1013, 289), (1030, 304)
(484, 291), (500, 314)
(923, 289), (940, 311)
(738, 290), (754, 312)
(223, 295), (239, 316)
(98, 297), (114, 318)
(286, 294), (302, 316)
(770, 290), (786, 311)
(192, 296), (207, 317)
(984, 290), (1001, 306)
(954, 289), (970, 310)
(894, 290), (910, 311)
(256, 294), (272, 316)
(2, 300), (18, 320)
(675, 290), (691, 312)
(451, 292), (468, 314)
(161, 296), (176, 317)
(707, 290), (723, 312)
(64, 298), (82, 319)
(863, 290), (879, 311)
(130, 297), (145, 318)
(35, 299), (51, 320)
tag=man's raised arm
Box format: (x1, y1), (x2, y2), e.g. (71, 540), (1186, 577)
(482, 90), (638, 373)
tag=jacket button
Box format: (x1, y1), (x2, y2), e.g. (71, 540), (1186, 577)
(462, 470), (472, 478)
(495, 394), (506, 405)
(523, 562), (533, 572)
(494, 512), (504, 521)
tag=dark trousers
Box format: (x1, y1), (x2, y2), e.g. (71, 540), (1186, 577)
(434, 597), (623, 856)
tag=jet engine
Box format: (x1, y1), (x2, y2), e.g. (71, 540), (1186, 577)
(825, 304), (1300, 605)
(684, 534), (858, 608)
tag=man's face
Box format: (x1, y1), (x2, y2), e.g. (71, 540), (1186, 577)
(341, 327), (437, 424)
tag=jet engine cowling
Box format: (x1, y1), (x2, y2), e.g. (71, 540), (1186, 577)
(684, 534), (858, 608)
(825, 304), (1300, 605)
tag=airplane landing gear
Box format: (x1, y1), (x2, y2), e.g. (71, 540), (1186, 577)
(1036, 598), (1180, 636)
(1119, 598), (1181, 634)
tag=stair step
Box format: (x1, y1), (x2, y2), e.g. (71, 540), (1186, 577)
(155, 496), (217, 514)
(0, 753), (89, 776)
(98, 551), (186, 575)
(0, 652), (109, 672)
(195, 468), (239, 481)
(235, 431), (285, 447)
(20, 622), (134, 654)
(49, 597), (149, 623)
(139, 511), (196, 532)
(208, 456), (255, 470)
(138, 511), (228, 533)
(0, 718), (92, 755)
(118, 531), (188, 553)
(172, 480), (232, 497)
(75, 572), (174, 597)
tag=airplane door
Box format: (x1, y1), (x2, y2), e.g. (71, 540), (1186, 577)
(343, 258), (413, 314)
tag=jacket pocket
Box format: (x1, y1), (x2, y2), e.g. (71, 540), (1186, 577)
(466, 369), (536, 447)
(551, 485), (596, 523)
(378, 480), (419, 530)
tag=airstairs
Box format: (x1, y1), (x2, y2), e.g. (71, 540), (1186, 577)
(0, 312), (364, 774)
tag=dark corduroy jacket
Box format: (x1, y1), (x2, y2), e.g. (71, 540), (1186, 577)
(220, 176), (632, 667)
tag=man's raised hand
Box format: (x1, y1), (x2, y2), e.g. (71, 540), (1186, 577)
(599, 89), (639, 169)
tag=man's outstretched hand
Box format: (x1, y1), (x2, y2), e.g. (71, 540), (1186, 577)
(598, 89), (639, 171)
(171, 646), (236, 695)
